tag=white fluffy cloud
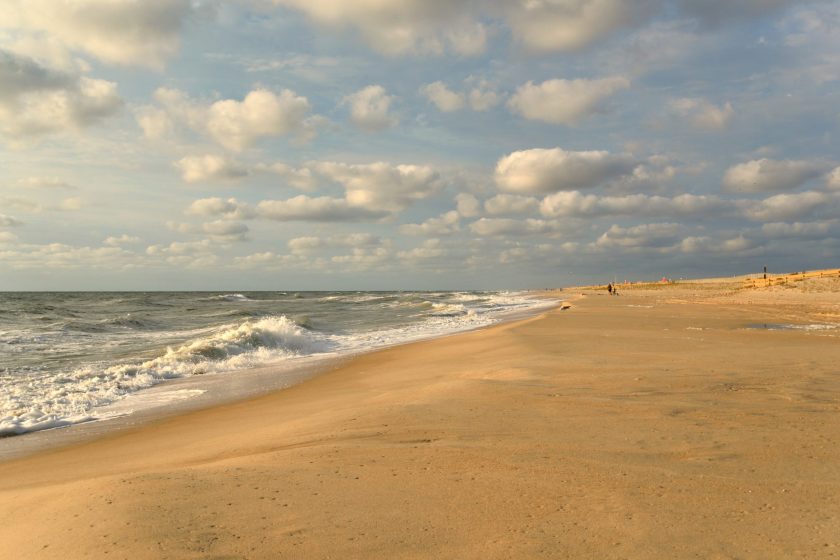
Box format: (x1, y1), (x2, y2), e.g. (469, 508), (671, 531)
(760, 220), (839, 240)
(743, 191), (834, 222)
(257, 163), (318, 191)
(0, 49), (122, 140)
(540, 191), (727, 218)
(400, 211), (460, 236)
(315, 161), (442, 212)
(142, 87), (316, 150)
(3, 242), (142, 270)
(505, 0), (655, 53)
(103, 234), (140, 246)
(455, 193), (481, 217)
(186, 197), (257, 221)
(421, 82), (465, 112)
(397, 239), (445, 262)
(669, 98), (734, 131)
(723, 158), (827, 193)
(679, 235), (757, 254)
(421, 80), (502, 112)
(343, 85), (397, 132)
(184, 160), (441, 223)
(469, 218), (565, 237)
(146, 239), (219, 267)
(257, 196), (388, 222)
(270, 0), (487, 56)
(0, 0), (202, 68)
(596, 223), (683, 249)
(495, 148), (636, 194)
(175, 155), (248, 183)
(484, 194), (539, 216)
(507, 77), (629, 125)
(288, 233), (385, 255)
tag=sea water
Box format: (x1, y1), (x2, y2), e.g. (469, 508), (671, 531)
(0, 291), (552, 437)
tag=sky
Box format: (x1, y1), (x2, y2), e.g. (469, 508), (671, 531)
(1, 0), (839, 290)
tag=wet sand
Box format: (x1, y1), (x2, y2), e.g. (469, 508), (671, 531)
(1, 276), (839, 558)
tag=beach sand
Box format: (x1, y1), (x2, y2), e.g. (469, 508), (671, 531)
(1, 276), (839, 559)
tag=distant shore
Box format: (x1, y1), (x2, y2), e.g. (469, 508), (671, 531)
(1, 272), (839, 558)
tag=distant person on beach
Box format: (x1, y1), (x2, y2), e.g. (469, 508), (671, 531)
(607, 283), (613, 295)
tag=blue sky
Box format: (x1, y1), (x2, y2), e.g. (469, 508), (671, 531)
(1, 0), (839, 290)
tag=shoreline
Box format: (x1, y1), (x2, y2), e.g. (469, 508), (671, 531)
(0, 293), (560, 462)
(1, 279), (838, 558)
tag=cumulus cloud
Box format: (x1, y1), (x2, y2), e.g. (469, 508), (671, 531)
(507, 77), (629, 125)
(596, 223), (683, 249)
(421, 82), (465, 112)
(495, 148), (636, 194)
(743, 190), (834, 222)
(186, 197), (253, 219)
(141, 87), (316, 150)
(540, 191), (727, 218)
(455, 193), (481, 217)
(484, 194), (539, 216)
(0, 0), (204, 68)
(0, 231), (18, 244)
(505, 0), (655, 53)
(103, 234), (140, 246)
(175, 155), (248, 183)
(257, 163), (318, 191)
(315, 161), (442, 212)
(467, 82), (502, 111)
(184, 160), (441, 223)
(287, 236), (323, 255)
(760, 220), (839, 240)
(343, 85), (397, 132)
(399, 211), (460, 236)
(0, 49), (122, 140)
(269, 0), (486, 56)
(669, 98), (734, 131)
(2, 242), (142, 270)
(289, 233), (385, 255)
(421, 79), (502, 112)
(679, 235), (757, 254)
(198, 220), (249, 242)
(146, 239), (218, 267)
(257, 196), (388, 222)
(135, 106), (174, 140)
(167, 220), (249, 242)
(332, 246), (393, 268)
(723, 158), (827, 193)
(469, 218), (565, 237)
(397, 239), (445, 261)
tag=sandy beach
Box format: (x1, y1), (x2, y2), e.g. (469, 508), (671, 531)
(2, 275), (839, 559)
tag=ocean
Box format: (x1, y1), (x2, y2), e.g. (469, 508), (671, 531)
(0, 291), (552, 438)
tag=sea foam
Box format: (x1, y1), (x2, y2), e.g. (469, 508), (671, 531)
(1, 291), (553, 437)
(0, 315), (327, 436)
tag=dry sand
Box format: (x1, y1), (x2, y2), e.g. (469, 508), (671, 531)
(1, 276), (839, 559)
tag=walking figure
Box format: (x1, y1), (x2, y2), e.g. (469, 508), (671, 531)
(607, 283), (613, 295)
